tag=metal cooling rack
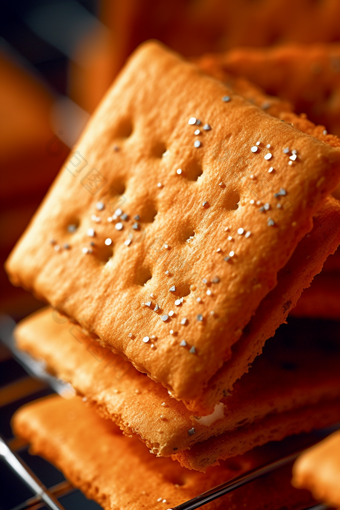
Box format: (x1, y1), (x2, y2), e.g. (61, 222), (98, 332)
(0, 313), (332, 510)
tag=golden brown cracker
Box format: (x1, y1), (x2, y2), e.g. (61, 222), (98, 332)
(292, 430), (340, 509)
(104, 1), (340, 74)
(175, 397), (340, 471)
(6, 42), (340, 405)
(197, 44), (340, 136)
(188, 196), (340, 412)
(15, 287), (340, 462)
(12, 394), (315, 510)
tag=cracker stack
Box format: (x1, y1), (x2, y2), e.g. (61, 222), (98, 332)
(7, 42), (340, 509)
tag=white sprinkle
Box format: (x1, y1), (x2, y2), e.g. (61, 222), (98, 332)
(180, 340), (187, 347)
(170, 329), (174, 335)
(164, 244), (169, 249)
(82, 247), (89, 254)
(115, 208), (122, 216)
(250, 199), (255, 204)
(91, 214), (101, 222)
(175, 299), (182, 306)
(237, 228), (244, 235)
(268, 167), (274, 173)
(203, 124), (211, 131)
(251, 146), (258, 153)
(222, 95), (231, 102)
(188, 117), (196, 125)
(219, 182), (224, 187)
(290, 154), (297, 161)
(194, 129), (201, 135)
(105, 238), (112, 246)
(206, 289), (212, 296)
(264, 153), (272, 160)
(143, 336), (150, 343)
(124, 239), (131, 246)
(145, 301), (152, 308)
(157, 182), (163, 188)
(266, 144), (271, 149)
(216, 248), (221, 253)
(54, 245), (60, 252)
(165, 270), (170, 275)
(323, 130), (328, 135)
(87, 228), (95, 237)
(277, 204), (282, 209)
(194, 140), (201, 148)
(250, 175), (255, 179)
(256, 141), (261, 146)
(96, 202), (105, 211)
(196, 119), (201, 125)
(150, 293), (155, 298)
(169, 286), (176, 292)
(288, 161), (293, 166)
(283, 147), (290, 154)
(176, 168), (182, 175)
(229, 251), (235, 257)
(161, 315), (169, 322)
(162, 150), (170, 158)
(181, 318), (188, 325)
(292, 149), (297, 154)
(224, 226), (229, 231)
(245, 231), (252, 238)
(256, 200), (262, 205)
(128, 333), (133, 338)
(115, 222), (123, 231)
(228, 236), (233, 241)
(197, 297), (202, 303)
(169, 311), (175, 317)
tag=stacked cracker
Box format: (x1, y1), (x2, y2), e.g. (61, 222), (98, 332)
(7, 42), (340, 509)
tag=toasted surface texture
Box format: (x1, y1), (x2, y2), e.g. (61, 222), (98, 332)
(292, 430), (340, 509)
(185, 196), (340, 412)
(196, 44), (340, 136)
(14, 198), (340, 420)
(6, 42), (340, 403)
(15, 299), (340, 464)
(12, 395), (315, 510)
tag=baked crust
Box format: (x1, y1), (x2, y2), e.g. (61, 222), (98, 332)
(12, 394), (315, 510)
(293, 430), (340, 509)
(6, 42), (340, 403)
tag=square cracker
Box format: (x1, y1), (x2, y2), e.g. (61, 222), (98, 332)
(15, 248), (340, 463)
(292, 430), (340, 509)
(196, 44), (340, 136)
(12, 394), (316, 510)
(6, 41), (340, 403)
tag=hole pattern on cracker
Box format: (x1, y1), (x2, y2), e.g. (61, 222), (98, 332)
(184, 160), (203, 181)
(135, 266), (153, 287)
(8, 43), (340, 406)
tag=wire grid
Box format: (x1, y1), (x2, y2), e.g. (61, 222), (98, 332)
(0, 314), (330, 510)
